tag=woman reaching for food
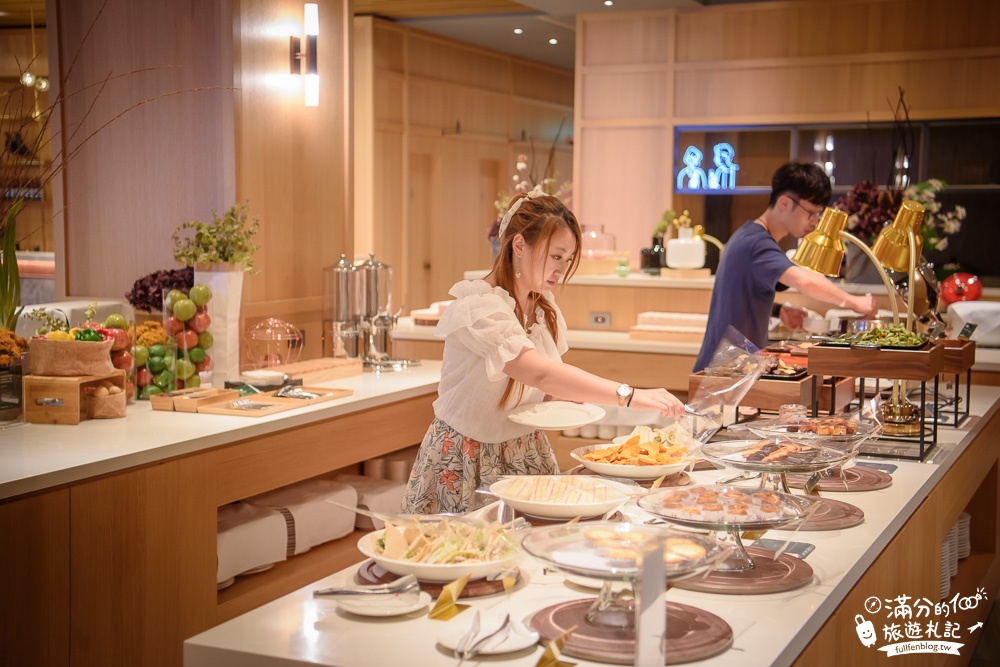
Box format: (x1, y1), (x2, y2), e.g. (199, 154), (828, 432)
(401, 192), (685, 515)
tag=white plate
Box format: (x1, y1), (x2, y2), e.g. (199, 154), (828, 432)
(489, 475), (630, 520)
(337, 591), (432, 617)
(356, 532), (523, 583)
(437, 614), (540, 655)
(570, 444), (690, 480)
(507, 401), (605, 430)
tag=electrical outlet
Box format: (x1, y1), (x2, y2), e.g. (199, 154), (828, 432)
(590, 312), (611, 328)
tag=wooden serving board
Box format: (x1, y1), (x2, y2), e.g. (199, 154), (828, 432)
(171, 389), (241, 413)
(197, 397), (297, 417)
(263, 357), (363, 383)
(628, 326), (704, 343)
(262, 386), (353, 405)
(689, 371), (855, 413)
(807, 342), (944, 381)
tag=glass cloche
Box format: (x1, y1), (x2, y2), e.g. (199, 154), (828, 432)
(243, 318), (303, 368)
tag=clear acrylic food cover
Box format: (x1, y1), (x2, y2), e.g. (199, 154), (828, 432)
(685, 326), (768, 445)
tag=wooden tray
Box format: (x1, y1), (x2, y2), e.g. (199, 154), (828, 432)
(807, 342), (944, 381)
(940, 339), (976, 375)
(262, 386), (353, 405)
(263, 357), (363, 383)
(689, 371), (855, 413)
(23, 370), (127, 425)
(627, 326), (704, 343)
(153, 388), (240, 412)
(197, 396), (297, 417)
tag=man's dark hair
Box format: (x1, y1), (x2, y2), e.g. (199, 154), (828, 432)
(768, 162), (832, 208)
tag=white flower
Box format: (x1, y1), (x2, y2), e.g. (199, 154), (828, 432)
(927, 178), (943, 190)
(934, 237), (949, 252)
(944, 218), (962, 235)
(516, 161), (528, 171)
(954, 205), (967, 219)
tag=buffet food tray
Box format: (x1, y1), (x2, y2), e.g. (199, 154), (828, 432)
(940, 339), (976, 375)
(807, 341), (944, 381)
(688, 371), (854, 413)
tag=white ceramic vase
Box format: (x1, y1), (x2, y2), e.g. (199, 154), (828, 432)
(194, 264), (244, 387)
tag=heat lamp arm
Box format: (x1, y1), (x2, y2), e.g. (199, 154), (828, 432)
(906, 230), (917, 332)
(837, 231), (901, 326)
(701, 234), (725, 256)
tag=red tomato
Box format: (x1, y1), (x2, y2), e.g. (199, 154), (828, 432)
(941, 273), (983, 304)
(175, 329), (200, 350)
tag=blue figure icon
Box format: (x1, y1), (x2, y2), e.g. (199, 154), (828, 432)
(677, 146), (707, 190)
(709, 142), (739, 190)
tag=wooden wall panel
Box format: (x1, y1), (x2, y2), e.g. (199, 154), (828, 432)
(235, 0), (353, 362)
(581, 71), (669, 121)
(577, 126), (670, 266)
(52, 0), (235, 300)
(0, 490), (69, 667)
(408, 79), (508, 136)
(372, 21), (405, 73)
(579, 13), (674, 67)
(407, 34), (511, 93)
(374, 128), (405, 308)
(511, 62), (575, 106)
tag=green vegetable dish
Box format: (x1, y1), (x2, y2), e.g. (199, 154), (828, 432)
(834, 324), (926, 349)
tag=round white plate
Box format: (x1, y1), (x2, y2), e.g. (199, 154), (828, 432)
(337, 591), (432, 617)
(570, 444), (690, 480)
(489, 475), (630, 520)
(507, 401), (605, 430)
(356, 532), (523, 583)
(437, 614), (540, 655)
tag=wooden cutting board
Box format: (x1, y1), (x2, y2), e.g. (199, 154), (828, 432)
(196, 387), (353, 417)
(263, 357), (363, 383)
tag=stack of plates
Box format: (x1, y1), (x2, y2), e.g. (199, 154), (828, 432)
(956, 512), (972, 559)
(940, 537), (953, 600)
(947, 525), (959, 577)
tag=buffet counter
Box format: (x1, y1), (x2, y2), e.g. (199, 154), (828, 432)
(185, 387), (1000, 667)
(0, 363), (442, 667)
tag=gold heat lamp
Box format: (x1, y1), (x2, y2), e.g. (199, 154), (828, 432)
(871, 200), (926, 435)
(792, 207), (919, 435)
(791, 208), (900, 325)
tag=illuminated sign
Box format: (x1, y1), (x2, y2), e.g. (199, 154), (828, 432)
(676, 142), (739, 191)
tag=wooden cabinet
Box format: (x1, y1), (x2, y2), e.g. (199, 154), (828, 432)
(0, 391), (435, 667)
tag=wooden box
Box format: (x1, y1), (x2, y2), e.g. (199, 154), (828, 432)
(807, 342), (945, 381)
(688, 371), (855, 414)
(23, 370), (126, 425)
(940, 339), (976, 375)
(149, 387), (239, 412)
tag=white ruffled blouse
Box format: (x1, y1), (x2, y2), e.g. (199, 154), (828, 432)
(432, 280), (569, 444)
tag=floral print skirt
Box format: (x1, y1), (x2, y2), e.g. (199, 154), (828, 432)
(401, 417), (559, 515)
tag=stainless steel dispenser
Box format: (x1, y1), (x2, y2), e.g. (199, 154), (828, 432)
(322, 254), (361, 358)
(356, 253), (418, 371)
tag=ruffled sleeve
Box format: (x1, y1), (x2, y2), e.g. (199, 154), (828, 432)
(435, 281), (535, 381)
(530, 291), (569, 356)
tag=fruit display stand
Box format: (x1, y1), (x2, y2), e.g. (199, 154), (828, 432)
(807, 342), (945, 460)
(940, 339), (976, 427)
(22, 369), (127, 425)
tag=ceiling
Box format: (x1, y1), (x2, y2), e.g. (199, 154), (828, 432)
(0, 1), (762, 70)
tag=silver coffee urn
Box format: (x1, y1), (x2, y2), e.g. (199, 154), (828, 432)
(322, 252), (417, 371)
(321, 254), (361, 358)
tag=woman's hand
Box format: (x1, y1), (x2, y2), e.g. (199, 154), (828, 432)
(851, 294), (879, 319)
(629, 388), (685, 418)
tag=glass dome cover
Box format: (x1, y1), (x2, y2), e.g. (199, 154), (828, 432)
(243, 317), (303, 368)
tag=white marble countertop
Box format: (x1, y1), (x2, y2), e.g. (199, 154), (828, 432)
(183, 388), (1000, 667)
(0, 361), (443, 502)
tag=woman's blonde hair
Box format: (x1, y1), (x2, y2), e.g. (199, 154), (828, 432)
(492, 194), (581, 408)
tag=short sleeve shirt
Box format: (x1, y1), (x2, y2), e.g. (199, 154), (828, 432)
(693, 222), (793, 372)
(432, 280), (568, 443)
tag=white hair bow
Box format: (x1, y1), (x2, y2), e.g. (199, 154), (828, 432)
(497, 188), (543, 240)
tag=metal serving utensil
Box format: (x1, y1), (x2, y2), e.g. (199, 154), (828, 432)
(458, 613), (512, 663)
(313, 574), (420, 601)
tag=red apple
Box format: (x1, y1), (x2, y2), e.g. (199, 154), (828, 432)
(136, 368), (153, 387)
(196, 305), (209, 314)
(112, 349), (133, 370)
(163, 316), (185, 336)
(189, 312), (211, 334)
(195, 355), (214, 372)
(175, 329), (200, 351)
(108, 328), (131, 351)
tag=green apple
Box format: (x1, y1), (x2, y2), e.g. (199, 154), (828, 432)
(132, 345), (149, 367)
(189, 284), (212, 307)
(198, 331), (214, 350)
(175, 359), (196, 381)
(172, 298), (197, 322)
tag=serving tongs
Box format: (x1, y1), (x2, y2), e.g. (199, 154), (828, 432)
(275, 385), (324, 400)
(313, 573), (420, 602)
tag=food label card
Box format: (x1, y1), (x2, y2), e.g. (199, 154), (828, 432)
(752, 538), (815, 559)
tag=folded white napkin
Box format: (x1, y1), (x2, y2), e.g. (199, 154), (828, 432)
(333, 473), (406, 530)
(246, 479), (357, 555)
(949, 301), (1000, 346)
(216, 502), (288, 583)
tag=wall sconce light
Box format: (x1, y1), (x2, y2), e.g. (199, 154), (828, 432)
(290, 3), (319, 106)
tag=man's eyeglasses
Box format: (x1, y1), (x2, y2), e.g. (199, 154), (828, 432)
(787, 196), (824, 222)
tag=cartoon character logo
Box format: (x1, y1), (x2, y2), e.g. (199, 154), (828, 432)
(855, 614), (877, 647)
(677, 146), (707, 190)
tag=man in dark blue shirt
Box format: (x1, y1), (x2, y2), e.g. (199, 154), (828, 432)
(694, 163), (878, 372)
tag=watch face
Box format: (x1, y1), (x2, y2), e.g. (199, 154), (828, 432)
(617, 384), (630, 398)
